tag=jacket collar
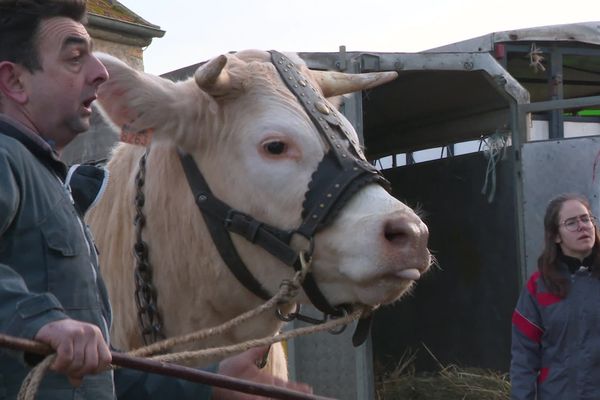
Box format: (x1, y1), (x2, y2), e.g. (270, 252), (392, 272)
(558, 248), (596, 274)
(0, 116), (67, 180)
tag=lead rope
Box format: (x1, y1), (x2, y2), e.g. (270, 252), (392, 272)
(16, 255), (307, 400)
(17, 355), (55, 400)
(17, 309), (363, 400)
(128, 251), (313, 358)
(127, 252), (367, 363)
(18, 252), (369, 399)
(148, 307), (363, 365)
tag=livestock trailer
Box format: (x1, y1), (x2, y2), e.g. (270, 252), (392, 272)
(62, 21), (600, 399)
(289, 21), (600, 399)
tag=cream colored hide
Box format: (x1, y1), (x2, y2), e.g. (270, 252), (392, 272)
(87, 50), (430, 380)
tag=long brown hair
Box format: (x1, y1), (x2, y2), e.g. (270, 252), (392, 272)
(538, 193), (600, 297)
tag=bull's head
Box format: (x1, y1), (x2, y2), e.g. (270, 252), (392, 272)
(95, 50), (430, 322)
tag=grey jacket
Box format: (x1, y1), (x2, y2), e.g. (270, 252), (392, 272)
(510, 257), (600, 400)
(0, 119), (213, 399)
(0, 119), (115, 399)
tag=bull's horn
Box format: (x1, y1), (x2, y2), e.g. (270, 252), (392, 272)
(311, 70), (398, 97)
(194, 55), (231, 95)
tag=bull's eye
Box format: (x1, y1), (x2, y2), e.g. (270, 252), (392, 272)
(264, 141), (286, 155)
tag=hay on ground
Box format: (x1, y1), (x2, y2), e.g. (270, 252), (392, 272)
(375, 346), (510, 400)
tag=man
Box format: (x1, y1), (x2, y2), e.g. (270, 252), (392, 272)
(0, 1), (309, 398)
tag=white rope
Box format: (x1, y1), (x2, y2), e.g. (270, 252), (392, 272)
(18, 354), (56, 400)
(149, 307), (365, 364)
(126, 250), (369, 365)
(17, 251), (368, 397)
(528, 43), (546, 73)
(480, 132), (509, 203)
(128, 251), (312, 358)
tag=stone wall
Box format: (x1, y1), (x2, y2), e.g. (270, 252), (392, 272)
(93, 37), (144, 71)
(60, 107), (119, 165)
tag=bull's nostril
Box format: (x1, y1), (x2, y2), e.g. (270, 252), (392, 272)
(383, 220), (414, 245)
(384, 229), (408, 244)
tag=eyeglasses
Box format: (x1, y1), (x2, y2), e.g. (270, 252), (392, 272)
(559, 214), (597, 232)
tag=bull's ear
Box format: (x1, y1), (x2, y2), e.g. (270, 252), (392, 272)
(95, 52), (176, 134)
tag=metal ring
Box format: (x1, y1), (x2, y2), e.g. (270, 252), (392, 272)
(328, 307), (349, 335)
(276, 304), (300, 322)
(289, 230), (315, 259)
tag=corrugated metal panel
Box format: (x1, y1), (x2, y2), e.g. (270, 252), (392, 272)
(521, 136), (600, 276)
(287, 308), (372, 399)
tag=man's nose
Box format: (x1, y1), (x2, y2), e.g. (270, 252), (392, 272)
(89, 55), (109, 86)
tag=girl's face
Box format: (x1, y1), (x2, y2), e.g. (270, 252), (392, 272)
(555, 199), (596, 260)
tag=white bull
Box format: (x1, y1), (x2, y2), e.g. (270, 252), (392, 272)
(87, 50), (430, 379)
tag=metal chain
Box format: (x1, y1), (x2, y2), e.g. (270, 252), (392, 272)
(133, 151), (166, 345)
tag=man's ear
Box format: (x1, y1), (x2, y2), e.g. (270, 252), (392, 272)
(0, 62), (28, 104)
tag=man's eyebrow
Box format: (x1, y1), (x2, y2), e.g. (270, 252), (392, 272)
(61, 35), (90, 51)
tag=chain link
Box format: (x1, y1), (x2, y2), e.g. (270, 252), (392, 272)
(133, 151), (166, 345)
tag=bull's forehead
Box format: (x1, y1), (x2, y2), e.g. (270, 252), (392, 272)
(220, 52), (360, 154)
(227, 51), (322, 96)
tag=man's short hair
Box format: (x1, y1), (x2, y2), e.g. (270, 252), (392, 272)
(0, 0), (88, 72)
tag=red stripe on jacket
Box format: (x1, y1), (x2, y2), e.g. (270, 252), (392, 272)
(536, 292), (562, 306)
(527, 271), (563, 307)
(538, 367), (549, 384)
(512, 309), (543, 343)
(527, 271), (541, 296)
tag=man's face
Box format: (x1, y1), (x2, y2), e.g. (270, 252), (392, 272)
(20, 16), (108, 150)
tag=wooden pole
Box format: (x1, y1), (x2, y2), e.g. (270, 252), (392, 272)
(0, 333), (336, 400)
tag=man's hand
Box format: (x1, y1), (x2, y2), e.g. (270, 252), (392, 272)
(213, 345), (313, 400)
(34, 319), (112, 387)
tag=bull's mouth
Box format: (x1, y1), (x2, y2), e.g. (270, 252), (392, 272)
(395, 268), (422, 280)
(345, 259), (432, 306)
(371, 255), (432, 285)
(346, 274), (417, 306)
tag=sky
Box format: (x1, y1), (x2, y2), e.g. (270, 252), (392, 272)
(122, 0), (600, 75)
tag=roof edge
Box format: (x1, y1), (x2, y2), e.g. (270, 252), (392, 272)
(88, 13), (165, 39)
(426, 21), (600, 53)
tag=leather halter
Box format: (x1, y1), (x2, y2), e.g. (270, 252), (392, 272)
(176, 51), (390, 344)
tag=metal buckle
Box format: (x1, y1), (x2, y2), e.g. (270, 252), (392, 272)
(275, 303), (348, 335)
(276, 304), (328, 325)
(223, 209), (242, 228)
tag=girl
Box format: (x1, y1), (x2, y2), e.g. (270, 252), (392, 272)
(511, 193), (600, 399)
